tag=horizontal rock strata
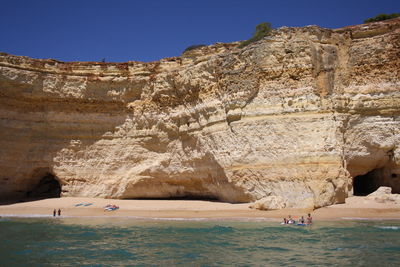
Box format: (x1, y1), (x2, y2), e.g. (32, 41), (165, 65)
(1, 18), (399, 208)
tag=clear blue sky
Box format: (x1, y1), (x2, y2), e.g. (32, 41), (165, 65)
(0, 0), (399, 62)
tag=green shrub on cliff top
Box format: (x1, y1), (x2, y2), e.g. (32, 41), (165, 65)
(364, 13), (400, 23)
(183, 44), (207, 53)
(239, 22), (272, 48)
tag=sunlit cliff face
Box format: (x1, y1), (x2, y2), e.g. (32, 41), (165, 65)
(0, 18), (399, 209)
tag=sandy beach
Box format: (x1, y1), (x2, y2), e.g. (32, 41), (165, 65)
(1, 196), (400, 221)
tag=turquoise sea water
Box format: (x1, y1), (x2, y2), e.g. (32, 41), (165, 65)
(1, 217), (400, 266)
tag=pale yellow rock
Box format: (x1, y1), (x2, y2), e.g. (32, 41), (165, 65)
(367, 186), (400, 204)
(368, 186), (392, 196)
(0, 19), (400, 208)
(249, 196), (287, 210)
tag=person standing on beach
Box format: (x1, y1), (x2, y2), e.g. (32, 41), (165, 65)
(53, 209), (56, 217)
(58, 209), (61, 216)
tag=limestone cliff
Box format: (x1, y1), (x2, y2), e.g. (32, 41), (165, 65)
(1, 18), (399, 208)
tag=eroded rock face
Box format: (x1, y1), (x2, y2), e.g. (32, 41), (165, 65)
(249, 196), (288, 210)
(367, 186), (400, 204)
(1, 19), (399, 208)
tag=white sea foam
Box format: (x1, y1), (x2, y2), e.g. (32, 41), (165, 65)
(0, 213), (277, 222)
(341, 217), (399, 221)
(375, 226), (400, 230)
(0, 214), (54, 218)
(147, 217), (276, 222)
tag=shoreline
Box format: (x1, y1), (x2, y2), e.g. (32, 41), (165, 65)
(2, 214), (400, 222)
(1, 196), (400, 222)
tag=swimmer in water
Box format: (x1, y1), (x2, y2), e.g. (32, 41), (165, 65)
(306, 213), (313, 224)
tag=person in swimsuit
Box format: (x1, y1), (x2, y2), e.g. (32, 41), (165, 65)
(299, 216), (305, 224)
(57, 209), (61, 216)
(306, 213), (313, 224)
(288, 215), (295, 224)
(53, 209), (56, 217)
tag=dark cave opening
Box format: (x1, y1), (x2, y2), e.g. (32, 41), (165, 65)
(26, 173), (61, 199)
(134, 195), (221, 202)
(353, 168), (385, 196)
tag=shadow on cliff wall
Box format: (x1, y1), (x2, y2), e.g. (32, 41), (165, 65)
(120, 132), (252, 203)
(0, 93), (128, 202)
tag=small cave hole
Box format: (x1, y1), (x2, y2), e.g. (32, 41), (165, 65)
(353, 169), (385, 196)
(26, 173), (61, 199)
(391, 173), (397, 179)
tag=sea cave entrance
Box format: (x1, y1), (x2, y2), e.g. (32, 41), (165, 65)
(26, 172), (61, 199)
(353, 168), (400, 196)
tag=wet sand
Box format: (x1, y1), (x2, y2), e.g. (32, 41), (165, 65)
(1, 196), (400, 221)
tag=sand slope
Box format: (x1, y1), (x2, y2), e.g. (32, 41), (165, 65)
(1, 196), (400, 221)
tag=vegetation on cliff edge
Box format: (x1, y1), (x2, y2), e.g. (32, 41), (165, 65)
(239, 22), (273, 48)
(183, 44), (207, 54)
(364, 13), (400, 23)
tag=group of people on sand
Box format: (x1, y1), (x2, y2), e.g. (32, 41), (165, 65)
(53, 209), (61, 217)
(282, 213), (312, 225)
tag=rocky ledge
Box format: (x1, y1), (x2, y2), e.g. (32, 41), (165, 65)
(1, 18), (399, 209)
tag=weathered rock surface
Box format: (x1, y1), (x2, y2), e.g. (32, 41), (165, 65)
(249, 196), (287, 210)
(1, 19), (400, 208)
(367, 186), (400, 204)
